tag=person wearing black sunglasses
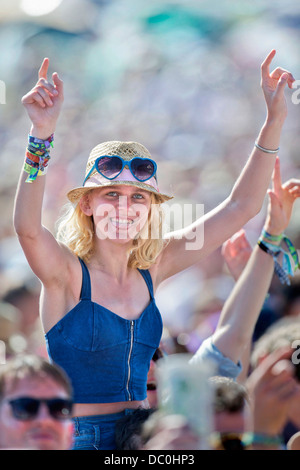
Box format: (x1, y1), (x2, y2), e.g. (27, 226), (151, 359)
(13, 51), (295, 450)
(0, 355), (74, 450)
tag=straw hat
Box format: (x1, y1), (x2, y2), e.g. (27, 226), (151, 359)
(67, 141), (173, 204)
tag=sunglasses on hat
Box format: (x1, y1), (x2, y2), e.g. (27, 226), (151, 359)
(83, 155), (157, 186)
(7, 396), (73, 421)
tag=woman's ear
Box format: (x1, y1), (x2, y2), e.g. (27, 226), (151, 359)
(79, 193), (93, 216)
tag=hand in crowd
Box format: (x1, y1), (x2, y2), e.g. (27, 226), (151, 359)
(246, 346), (300, 446)
(222, 157), (300, 280)
(21, 58), (64, 138)
(261, 49), (295, 123)
(264, 157), (300, 236)
(222, 229), (252, 281)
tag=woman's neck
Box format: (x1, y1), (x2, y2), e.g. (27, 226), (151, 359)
(89, 239), (133, 281)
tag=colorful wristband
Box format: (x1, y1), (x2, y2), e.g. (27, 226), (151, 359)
(28, 133), (54, 149)
(261, 229), (284, 243)
(257, 231), (299, 285)
(24, 163), (45, 182)
(24, 134), (54, 183)
(249, 432), (283, 447)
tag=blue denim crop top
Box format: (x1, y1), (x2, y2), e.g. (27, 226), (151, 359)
(45, 258), (163, 404)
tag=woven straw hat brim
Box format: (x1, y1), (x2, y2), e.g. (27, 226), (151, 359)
(67, 140), (173, 204)
(67, 180), (173, 204)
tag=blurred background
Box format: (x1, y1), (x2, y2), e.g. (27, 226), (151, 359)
(0, 0), (300, 359)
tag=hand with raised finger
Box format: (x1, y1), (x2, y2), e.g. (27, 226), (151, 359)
(260, 49), (295, 124)
(221, 229), (252, 281)
(264, 157), (300, 237)
(21, 58), (64, 139)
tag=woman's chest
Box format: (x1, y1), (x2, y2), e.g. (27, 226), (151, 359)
(89, 274), (151, 321)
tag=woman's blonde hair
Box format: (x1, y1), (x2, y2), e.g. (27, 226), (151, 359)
(56, 191), (166, 270)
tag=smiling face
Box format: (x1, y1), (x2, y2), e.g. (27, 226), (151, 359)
(80, 185), (152, 244)
(0, 376), (73, 450)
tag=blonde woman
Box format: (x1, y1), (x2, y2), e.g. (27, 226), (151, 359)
(14, 51), (294, 450)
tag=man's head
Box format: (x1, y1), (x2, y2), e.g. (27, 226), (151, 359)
(0, 355), (74, 450)
(209, 376), (250, 450)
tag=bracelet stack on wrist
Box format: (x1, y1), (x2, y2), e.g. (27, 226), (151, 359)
(257, 228), (299, 285)
(24, 134), (54, 183)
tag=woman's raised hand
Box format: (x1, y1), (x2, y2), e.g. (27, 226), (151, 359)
(21, 58), (64, 138)
(261, 49), (295, 124)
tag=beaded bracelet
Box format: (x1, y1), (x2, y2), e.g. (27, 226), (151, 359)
(24, 134), (54, 183)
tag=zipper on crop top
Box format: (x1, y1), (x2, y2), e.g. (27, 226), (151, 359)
(126, 321), (134, 401)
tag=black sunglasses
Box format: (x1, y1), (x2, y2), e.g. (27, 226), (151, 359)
(7, 396), (73, 421)
(83, 155), (157, 185)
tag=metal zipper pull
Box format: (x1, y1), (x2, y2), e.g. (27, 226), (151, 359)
(126, 320), (134, 401)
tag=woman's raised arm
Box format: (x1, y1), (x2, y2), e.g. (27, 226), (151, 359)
(155, 50), (295, 283)
(212, 158), (300, 365)
(13, 58), (72, 286)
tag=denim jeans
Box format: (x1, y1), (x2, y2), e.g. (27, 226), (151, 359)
(72, 410), (134, 450)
